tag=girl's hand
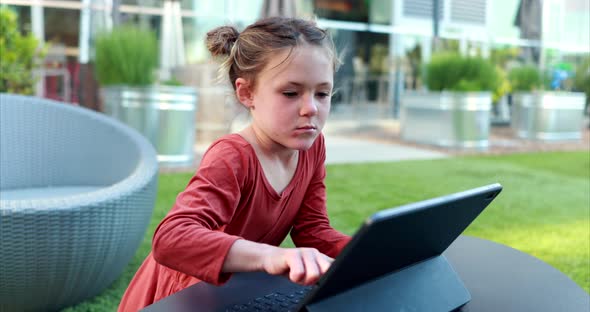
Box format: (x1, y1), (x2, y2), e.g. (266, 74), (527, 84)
(222, 240), (333, 285)
(262, 247), (334, 285)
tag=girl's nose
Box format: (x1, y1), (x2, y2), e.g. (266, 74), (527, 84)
(300, 94), (318, 116)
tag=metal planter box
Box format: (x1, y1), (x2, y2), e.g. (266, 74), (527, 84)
(401, 92), (492, 149)
(101, 85), (198, 168)
(512, 92), (586, 141)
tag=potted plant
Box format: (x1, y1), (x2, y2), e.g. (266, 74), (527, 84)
(400, 53), (499, 149)
(95, 25), (198, 168)
(509, 64), (586, 140)
(0, 7), (46, 95)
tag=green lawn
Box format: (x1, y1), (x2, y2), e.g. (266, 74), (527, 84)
(63, 151), (590, 311)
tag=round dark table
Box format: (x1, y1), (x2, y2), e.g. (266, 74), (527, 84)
(444, 235), (589, 311)
(143, 236), (590, 311)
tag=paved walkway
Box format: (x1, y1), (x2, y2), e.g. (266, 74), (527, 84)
(161, 108), (590, 172)
(321, 117), (449, 164)
(194, 133), (446, 166)
(185, 114), (590, 172)
(324, 135), (448, 164)
(172, 113), (588, 173)
(193, 117), (449, 166)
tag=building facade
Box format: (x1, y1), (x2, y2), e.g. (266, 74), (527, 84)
(2, 0), (589, 111)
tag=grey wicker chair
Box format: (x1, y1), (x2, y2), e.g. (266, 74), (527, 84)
(0, 94), (158, 311)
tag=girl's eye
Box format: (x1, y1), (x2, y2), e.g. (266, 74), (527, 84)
(282, 91), (298, 98)
(316, 92), (331, 98)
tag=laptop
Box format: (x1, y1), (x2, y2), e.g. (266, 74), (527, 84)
(142, 183), (503, 312)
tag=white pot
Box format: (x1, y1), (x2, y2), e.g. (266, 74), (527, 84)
(401, 91), (492, 149)
(101, 85), (198, 167)
(512, 91), (586, 141)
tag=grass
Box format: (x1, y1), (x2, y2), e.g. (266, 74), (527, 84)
(63, 151), (590, 311)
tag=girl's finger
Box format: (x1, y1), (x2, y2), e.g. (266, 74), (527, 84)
(300, 249), (321, 285)
(317, 253), (333, 274)
(287, 250), (306, 283)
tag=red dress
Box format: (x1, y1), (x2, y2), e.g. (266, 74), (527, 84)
(118, 134), (351, 311)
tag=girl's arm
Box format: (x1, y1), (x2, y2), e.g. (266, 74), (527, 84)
(289, 165), (351, 257)
(152, 141), (246, 285)
(290, 135), (352, 257)
(152, 139), (336, 286)
(222, 239), (334, 286)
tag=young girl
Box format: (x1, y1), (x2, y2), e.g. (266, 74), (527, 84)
(118, 16), (351, 311)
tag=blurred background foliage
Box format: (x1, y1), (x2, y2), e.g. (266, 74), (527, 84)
(508, 65), (542, 92)
(95, 25), (158, 87)
(0, 6), (46, 95)
(426, 53), (500, 92)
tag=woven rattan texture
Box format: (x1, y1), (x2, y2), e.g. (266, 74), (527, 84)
(0, 94), (158, 312)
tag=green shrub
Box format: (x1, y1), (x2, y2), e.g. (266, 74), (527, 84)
(95, 25), (158, 86)
(0, 7), (45, 95)
(162, 77), (183, 86)
(426, 53), (499, 92)
(508, 65), (542, 92)
(490, 46), (519, 68)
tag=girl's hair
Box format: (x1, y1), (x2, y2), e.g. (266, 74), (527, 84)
(206, 17), (341, 90)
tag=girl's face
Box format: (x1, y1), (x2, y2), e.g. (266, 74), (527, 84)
(238, 45), (334, 151)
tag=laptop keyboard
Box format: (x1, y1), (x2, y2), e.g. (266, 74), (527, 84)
(225, 286), (312, 312)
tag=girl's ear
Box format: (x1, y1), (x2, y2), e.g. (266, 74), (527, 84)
(235, 78), (254, 108)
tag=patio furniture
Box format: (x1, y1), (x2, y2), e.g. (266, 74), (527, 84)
(143, 236), (590, 312)
(0, 93), (158, 311)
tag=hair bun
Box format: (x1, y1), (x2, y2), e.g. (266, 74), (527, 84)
(206, 26), (240, 57)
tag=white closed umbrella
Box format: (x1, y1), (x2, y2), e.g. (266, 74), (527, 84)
(160, 0), (185, 81)
(260, 0), (297, 18)
(514, 0), (542, 63)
